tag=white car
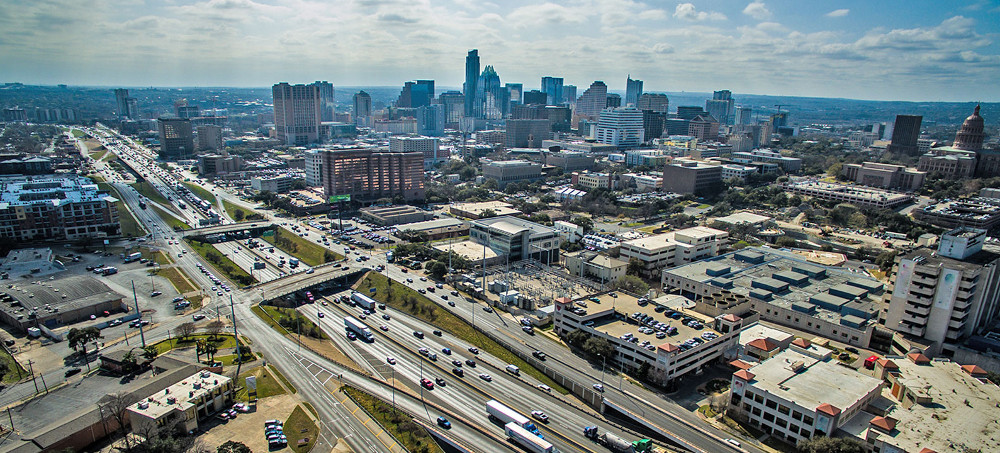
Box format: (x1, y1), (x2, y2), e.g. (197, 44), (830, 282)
(479, 373), (492, 381)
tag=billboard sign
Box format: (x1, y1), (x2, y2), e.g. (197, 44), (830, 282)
(328, 194), (351, 203)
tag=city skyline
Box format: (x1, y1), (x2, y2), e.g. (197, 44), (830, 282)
(1, 1), (999, 102)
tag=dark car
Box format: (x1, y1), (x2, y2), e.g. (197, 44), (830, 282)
(437, 416), (451, 429)
(452, 367), (464, 377)
(465, 359), (477, 367)
(64, 367), (82, 378)
(432, 330), (442, 336)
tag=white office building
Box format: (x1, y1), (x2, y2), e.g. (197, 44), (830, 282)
(619, 226), (728, 279)
(596, 107), (645, 149)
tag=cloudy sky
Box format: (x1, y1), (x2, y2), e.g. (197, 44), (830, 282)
(2, 0), (999, 101)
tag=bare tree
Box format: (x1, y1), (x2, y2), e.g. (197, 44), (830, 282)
(175, 322), (196, 339)
(709, 390), (731, 415)
(99, 392), (138, 452)
(206, 320), (225, 339)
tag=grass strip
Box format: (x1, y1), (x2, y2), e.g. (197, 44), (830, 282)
(130, 181), (171, 207)
(151, 266), (198, 294)
(0, 347), (28, 385)
(152, 333), (238, 355)
(183, 182), (217, 205)
(269, 364), (297, 394)
(284, 405), (318, 453)
(150, 204), (191, 230)
(257, 305), (327, 340)
(184, 239), (256, 286)
(302, 402), (318, 418)
(262, 227), (342, 267)
(342, 385), (444, 453)
(234, 365), (289, 402)
(71, 129), (85, 138)
(95, 181), (147, 238)
(222, 199), (264, 222)
(251, 305), (289, 335)
(357, 272), (568, 394)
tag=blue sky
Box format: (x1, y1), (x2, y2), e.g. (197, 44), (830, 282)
(1, 0), (998, 101)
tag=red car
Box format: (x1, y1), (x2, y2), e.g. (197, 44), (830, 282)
(420, 378), (434, 389)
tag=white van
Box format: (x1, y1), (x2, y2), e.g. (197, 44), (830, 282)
(505, 364), (520, 375)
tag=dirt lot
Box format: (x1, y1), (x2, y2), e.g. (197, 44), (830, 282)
(194, 393), (300, 452)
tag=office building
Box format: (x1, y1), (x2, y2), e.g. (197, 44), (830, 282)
(0, 175), (120, 240)
(619, 226), (727, 278)
(450, 201), (522, 219)
(482, 160), (543, 188)
(605, 94), (621, 108)
(705, 90), (734, 125)
(128, 370), (234, 438)
(313, 80), (335, 122)
(438, 90), (464, 128)
(360, 205), (434, 226)
(676, 106), (706, 120)
(397, 217), (469, 240)
(523, 90), (546, 105)
(397, 80), (433, 109)
(1, 107), (27, 123)
(642, 110), (667, 141)
(575, 81), (608, 119)
(637, 93), (668, 113)
(474, 66), (506, 119)
(197, 154), (243, 176)
(728, 349), (884, 445)
(574, 171), (615, 190)
(353, 91), (372, 127)
(512, 104), (571, 132)
(505, 119), (552, 148)
(783, 181), (912, 210)
(665, 118), (692, 136)
(887, 114), (923, 155)
(541, 76), (563, 105)
(464, 49), (480, 117)
(731, 149), (802, 172)
(157, 117), (195, 160)
(564, 250), (627, 283)
(196, 125), (223, 151)
(687, 115), (720, 141)
(841, 162), (925, 191)
(733, 106), (752, 128)
(662, 161), (723, 196)
(885, 228), (1000, 357)
(470, 216), (561, 263)
(545, 152), (595, 172)
(318, 148), (424, 201)
(562, 85), (577, 105)
(272, 82), (322, 145)
(416, 104), (445, 136)
(625, 75), (643, 107)
(114, 88), (138, 119)
(250, 175), (295, 193)
(596, 107), (645, 148)
(505, 83), (523, 105)
(390, 136), (445, 169)
(304, 149), (323, 187)
(176, 105), (200, 119)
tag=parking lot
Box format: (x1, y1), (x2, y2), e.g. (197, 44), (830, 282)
(191, 393), (301, 452)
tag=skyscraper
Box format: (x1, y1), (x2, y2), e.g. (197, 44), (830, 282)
(562, 85), (577, 105)
(416, 104), (445, 136)
(464, 50), (480, 118)
(637, 93), (668, 113)
(625, 75), (643, 107)
(505, 83), (523, 105)
(575, 81), (608, 119)
(398, 80), (434, 109)
(596, 107), (645, 148)
(353, 91), (372, 127)
(541, 77), (564, 105)
(734, 106), (753, 127)
(523, 90), (547, 105)
(114, 88), (138, 119)
(887, 114), (923, 155)
(157, 117), (194, 160)
(474, 65), (506, 120)
(706, 90), (734, 125)
(272, 82), (322, 145)
(606, 94), (622, 108)
(676, 106), (706, 120)
(438, 91), (464, 127)
(313, 81), (335, 122)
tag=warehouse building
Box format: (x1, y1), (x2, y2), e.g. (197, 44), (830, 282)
(0, 275), (126, 331)
(359, 205), (434, 226)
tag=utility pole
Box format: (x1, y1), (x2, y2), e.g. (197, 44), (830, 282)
(231, 294), (244, 377)
(133, 281), (146, 348)
(27, 360), (38, 394)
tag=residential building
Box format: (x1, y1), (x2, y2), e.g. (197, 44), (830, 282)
(272, 82), (322, 145)
(505, 119), (552, 148)
(470, 216), (561, 264)
(1, 107), (27, 123)
(554, 294), (746, 386)
(564, 250), (627, 283)
(450, 201), (521, 219)
(637, 93), (668, 113)
(545, 152), (595, 171)
(128, 370), (234, 438)
(731, 149), (802, 172)
(482, 160), (543, 188)
(415, 104), (445, 136)
(250, 175), (295, 193)
(318, 148), (424, 201)
(733, 106), (752, 127)
(114, 88), (138, 119)
(596, 107), (645, 148)
(687, 115), (720, 141)
(464, 49), (480, 117)
(841, 161), (925, 191)
(541, 76), (563, 105)
(0, 175), (119, 240)
(662, 161), (723, 195)
(575, 81), (608, 119)
(353, 91), (372, 127)
(156, 118), (194, 160)
(884, 228), (1000, 357)
(304, 149), (323, 187)
(0, 157), (52, 175)
(197, 153), (243, 175)
(625, 75), (643, 107)
(196, 125), (223, 151)
(619, 226), (728, 279)
(554, 186), (587, 203)
(390, 136), (444, 169)
(783, 181), (913, 210)
(728, 349), (884, 445)
(359, 205), (434, 226)
(886, 114), (923, 155)
(313, 80), (335, 122)
(913, 197), (1000, 230)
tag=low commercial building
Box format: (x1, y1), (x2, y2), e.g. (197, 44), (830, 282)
(0, 175), (120, 241)
(541, 139), (618, 155)
(281, 190), (331, 216)
(250, 175), (295, 193)
(396, 218), (469, 240)
(432, 240), (502, 267)
(553, 220), (583, 243)
(450, 201), (522, 219)
(841, 161), (925, 191)
(574, 171), (615, 190)
(553, 293), (746, 386)
(712, 211), (772, 229)
(783, 180), (913, 210)
(728, 349), (884, 445)
(563, 250), (627, 283)
(620, 173), (663, 192)
(619, 226), (728, 279)
(663, 248), (883, 348)
(470, 216), (560, 264)
(545, 151), (595, 171)
(735, 324), (795, 363)
(720, 164), (757, 182)
(913, 197), (1000, 230)
(662, 161), (723, 195)
(0, 275), (126, 331)
(359, 205), (434, 226)
(197, 154), (244, 175)
(128, 370), (234, 438)
(731, 149), (802, 172)
(482, 160), (543, 188)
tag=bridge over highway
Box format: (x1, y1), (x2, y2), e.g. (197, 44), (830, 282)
(256, 263), (369, 301)
(181, 221), (275, 240)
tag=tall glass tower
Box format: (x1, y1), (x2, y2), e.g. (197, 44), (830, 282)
(464, 50), (480, 118)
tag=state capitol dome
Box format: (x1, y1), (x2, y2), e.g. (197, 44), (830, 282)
(953, 104), (985, 151)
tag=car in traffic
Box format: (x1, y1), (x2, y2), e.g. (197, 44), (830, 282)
(478, 373), (492, 381)
(593, 383), (605, 392)
(380, 325), (389, 331)
(436, 416), (451, 429)
(420, 378), (434, 389)
(531, 410), (549, 423)
(452, 367), (464, 376)
(387, 357), (396, 365)
(468, 347), (479, 354)
(413, 331), (424, 339)
(537, 384), (551, 392)
(465, 359), (477, 367)
(317, 312), (324, 318)
(434, 377), (446, 387)
(64, 367), (82, 378)
(441, 348), (451, 355)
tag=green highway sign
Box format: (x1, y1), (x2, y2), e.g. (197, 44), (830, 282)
(262, 230), (275, 236)
(328, 194), (351, 203)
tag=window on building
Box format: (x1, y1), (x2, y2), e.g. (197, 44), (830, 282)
(765, 399), (777, 409)
(792, 410), (803, 420)
(803, 415), (814, 425)
(778, 405), (790, 415)
(763, 413), (775, 422)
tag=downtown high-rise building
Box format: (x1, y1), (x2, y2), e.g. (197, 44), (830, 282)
(887, 114), (923, 155)
(438, 91), (464, 127)
(313, 81), (335, 122)
(474, 66), (506, 119)
(114, 88), (138, 119)
(625, 75), (643, 107)
(318, 148), (425, 202)
(523, 90), (546, 105)
(273, 82), (322, 145)
(541, 76), (563, 105)
(506, 83), (523, 105)
(353, 91), (372, 127)
(705, 90), (734, 125)
(562, 85), (577, 106)
(157, 117), (195, 160)
(464, 50), (480, 118)
(596, 107), (645, 148)
(606, 94), (622, 108)
(734, 105), (753, 127)
(575, 81), (608, 119)
(637, 93), (668, 113)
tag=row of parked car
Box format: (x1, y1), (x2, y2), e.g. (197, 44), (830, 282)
(263, 418), (287, 448)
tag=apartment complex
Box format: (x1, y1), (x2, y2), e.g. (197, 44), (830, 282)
(728, 349), (883, 445)
(317, 148), (424, 202)
(128, 370), (234, 437)
(304, 149), (323, 187)
(469, 216), (560, 264)
(841, 161), (925, 191)
(0, 175), (120, 240)
(619, 226), (728, 279)
(884, 228), (1000, 357)
(662, 161), (723, 195)
(272, 82), (322, 145)
(482, 160), (543, 188)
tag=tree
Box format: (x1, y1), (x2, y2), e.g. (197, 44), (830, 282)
(175, 322), (196, 339)
(218, 441), (252, 453)
(121, 350), (138, 374)
(875, 251), (898, 272)
(67, 326), (101, 356)
(626, 258), (643, 276)
(798, 436), (866, 453)
(99, 392), (138, 452)
(426, 260), (448, 280)
(142, 345), (158, 362)
(204, 342), (218, 363)
(583, 336), (615, 358)
(206, 320), (225, 339)
(570, 215), (594, 233)
(232, 209), (245, 222)
(0, 361), (9, 383)
(479, 208), (497, 218)
(610, 275), (650, 295)
(775, 236), (797, 248)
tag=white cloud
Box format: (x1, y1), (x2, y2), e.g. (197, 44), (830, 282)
(743, 2), (772, 20)
(638, 9), (668, 21)
(825, 9), (850, 18)
(673, 3), (726, 21)
(507, 3), (586, 28)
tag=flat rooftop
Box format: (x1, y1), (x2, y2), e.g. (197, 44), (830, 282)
(434, 240), (498, 262)
(785, 180), (911, 203)
(589, 293), (722, 350)
(450, 201), (522, 217)
(397, 217), (467, 232)
(473, 216), (558, 238)
(130, 370), (231, 419)
(738, 323), (794, 348)
(714, 211), (772, 226)
(0, 175), (117, 208)
(748, 349), (883, 414)
(1, 275), (123, 315)
(621, 226), (726, 252)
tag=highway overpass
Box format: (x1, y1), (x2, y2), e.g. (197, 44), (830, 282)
(256, 263), (368, 301)
(181, 221), (275, 240)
